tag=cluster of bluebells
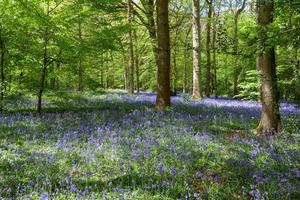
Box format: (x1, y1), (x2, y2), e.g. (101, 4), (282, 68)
(0, 92), (299, 199)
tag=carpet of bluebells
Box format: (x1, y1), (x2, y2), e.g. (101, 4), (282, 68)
(0, 91), (299, 199)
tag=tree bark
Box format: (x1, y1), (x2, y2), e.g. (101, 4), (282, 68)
(183, 26), (192, 93)
(212, 7), (219, 96)
(294, 49), (300, 106)
(0, 33), (5, 113)
(256, 0), (281, 134)
(37, 3), (50, 114)
(127, 0), (134, 94)
(192, 0), (202, 99)
(233, 0), (246, 96)
(78, 16), (84, 91)
(100, 53), (104, 88)
(205, 0), (213, 97)
(155, 0), (170, 111)
(172, 28), (180, 93)
(37, 26), (49, 114)
(133, 30), (140, 93)
(55, 62), (60, 90)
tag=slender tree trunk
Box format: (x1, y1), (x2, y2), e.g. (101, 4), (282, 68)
(50, 64), (56, 90)
(233, 0), (246, 96)
(183, 26), (192, 93)
(133, 30), (140, 93)
(37, 2), (50, 114)
(37, 26), (49, 114)
(172, 49), (176, 93)
(205, 0), (213, 97)
(127, 0), (134, 94)
(294, 49), (300, 106)
(225, 54), (229, 94)
(172, 28), (179, 93)
(0, 34), (5, 113)
(183, 47), (188, 93)
(105, 53), (109, 89)
(192, 0), (202, 99)
(212, 9), (218, 96)
(256, 0), (281, 134)
(124, 52), (128, 90)
(56, 62), (60, 90)
(233, 16), (239, 96)
(155, 0), (170, 111)
(78, 17), (84, 91)
(100, 53), (104, 88)
(110, 51), (115, 88)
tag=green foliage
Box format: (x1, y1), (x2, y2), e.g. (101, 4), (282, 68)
(1, 0), (298, 103)
(236, 70), (259, 100)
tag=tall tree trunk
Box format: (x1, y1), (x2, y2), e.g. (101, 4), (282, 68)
(37, 26), (49, 114)
(100, 53), (104, 88)
(294, 49), (300, 106)
(183, 46), (188, 93)
(212, 8), (219, 96)
(123, 51), (128, 90)
(256, 0), (281, 134)
(233, 0), (246, 96)
(50, 64), (56, 90)
(183, 26), (192, 93)
(133, 30), (140, 93)
(37, 3), (50, 114)
(105, 53), (109, 89)
(55, 62), (60, 90)
(110, 51), (115, 88)
(78, 16), (84, 91)
(172, 49), (176, 93)
(192, 0), (202, 99)
(0, 34), (5, 113)
(205, 0), (213, 97)
(127, 0), (134, 94)
(172, 28), (179, 93)
(155, 0), (170, 111)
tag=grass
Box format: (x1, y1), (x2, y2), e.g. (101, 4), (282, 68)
(0, 91), (299, 199)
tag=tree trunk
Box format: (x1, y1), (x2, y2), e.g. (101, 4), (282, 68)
(100, 53), (104, 88)
(105, 53), (109, 89)
(295, 49), (300, 106)
(233, 16), (239, 96)
(192, 0), (202, 99)
(0, 34), (5, 113)
(133, 30), (140, 93)
(127, 0), (134, 94)
(78, 16), (84, 91)
(50, 64), (56, 90)
(37, 27), (49, 114)
(172, 28), (179, 93)
(55, 62), (60, 90)
(205, 0), (213, 97)
(212, 9), (218, 96)
(183, 26), (192, 93)
(155, 0), (170, 111)
(110, 51), (115, 88)
(256, 0), (281, 134)
(233, 0), (246, 96)
(37, 3), (50, 114)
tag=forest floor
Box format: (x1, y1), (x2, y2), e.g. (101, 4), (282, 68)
(0, 91), (299, 199)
